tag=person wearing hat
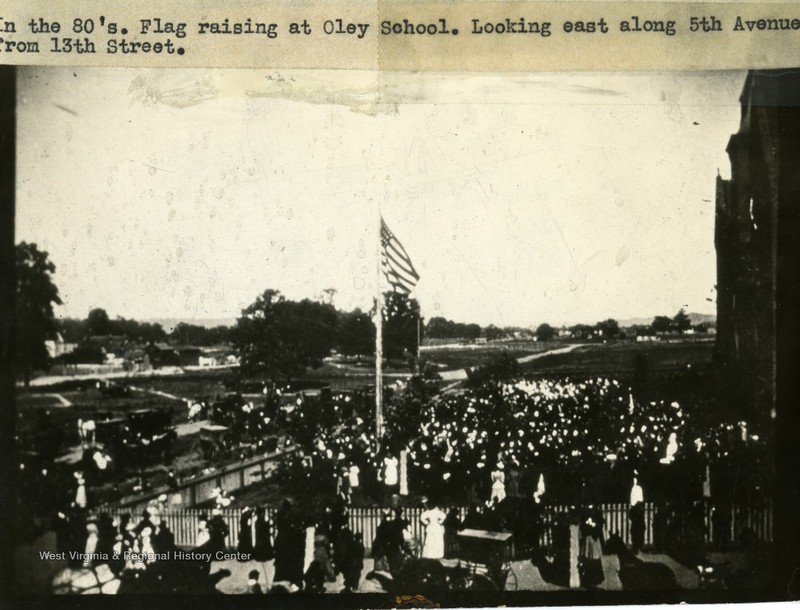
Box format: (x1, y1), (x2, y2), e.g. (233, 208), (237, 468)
(341, 531), (364, 592)
(136, 505), (157, 536)
(152, 511), (176, 555)
(371, 510), (393, 572)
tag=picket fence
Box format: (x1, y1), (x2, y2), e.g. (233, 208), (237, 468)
(106, 500), (772, 555)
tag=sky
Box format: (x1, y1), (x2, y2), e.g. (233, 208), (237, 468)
(15, 68), (745, 328)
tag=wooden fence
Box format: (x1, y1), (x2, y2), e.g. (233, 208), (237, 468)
(100, 445), (296, 516)
(106, 500), (772, 555)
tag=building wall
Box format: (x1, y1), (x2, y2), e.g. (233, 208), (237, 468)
(715, 71), (800, 427)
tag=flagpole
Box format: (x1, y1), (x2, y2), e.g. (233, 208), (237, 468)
(375, 209), (383, 446)
(417, 316), (421, 359)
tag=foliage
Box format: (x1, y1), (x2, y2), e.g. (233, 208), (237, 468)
(112, 316), (167, 343)
(233, 289), (338, 379)
(569, 323), (596, 338)
(426, 316), (481, 341)
(336, 308), (375, 357)
(59, 311), (167, 344)
(383, 291), (421, 359)
(536, 323), (556, 341)
(673, 308), (692, 333)
(649, 310), (692, 335)
(58, 344), (105, 365)
(596, 318), (620, 339)
(650, 315), (674, 334)
(86, 308), (111, 336)
(483, 324), (504, 341)
(56, 317), (87, 343)
(169, 322), (229, 346)
(15, 242), (62, 384)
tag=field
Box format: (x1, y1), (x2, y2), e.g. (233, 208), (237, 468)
(423, 339), (550, 370)
(520, 339), (714, 376)
(16, 338), (716, 417)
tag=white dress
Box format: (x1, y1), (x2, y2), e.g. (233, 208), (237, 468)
(490, 470), (506, 503)
(383, 457), (399, 486)
(420, 508), (446, 559)
(348, 465), (360, 489)
(75, 480), (87, 508)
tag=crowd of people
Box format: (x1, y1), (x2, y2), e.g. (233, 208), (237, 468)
(277, 376), (771, 509)
(23, 371), (774, 594)
(49, 493), (235, 593)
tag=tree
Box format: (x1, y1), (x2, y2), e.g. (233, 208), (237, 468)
(336, 308), (375, 358)
(673, 308), (691, 334)
(425, 316), (452, 339)
(170, 322), (228, 346)
(484, 324), (504, 341)
(595, 318), (620, 339)
(322, 288), (337, 306)
(15, 242), (62, 385)
(569, 323), (595, 339)
(113, 316), (168, 343)
(650, 315), (673, 334)
(233, 289), (338, 379)
(382, 291), (421, 359)
(60, 343), (105, 365)
(57, 317), (87, 343)
(463, 323), (482, 341)
(86, 308), (111, 336)
(536, 323), (556, 341)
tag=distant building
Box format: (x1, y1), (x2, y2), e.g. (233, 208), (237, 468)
(176, 346), (203, 367)
(44, 332), (77, 359)
(197, 347), (239, 367)
(145, 343), (180, 368)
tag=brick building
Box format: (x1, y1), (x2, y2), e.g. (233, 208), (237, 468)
(714, 71), (800, 429)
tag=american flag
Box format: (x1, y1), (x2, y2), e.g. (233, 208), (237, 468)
(380, 217), (420, 294)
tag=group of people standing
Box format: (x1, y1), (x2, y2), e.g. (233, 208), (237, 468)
(232, 499), (365, 593)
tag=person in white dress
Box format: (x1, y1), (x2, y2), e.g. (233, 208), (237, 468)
(383, 456), (399, 487)
(196, 519), (211, 547)
(348, 463), (360, 501)
(420, 502), (447, 559)
(490, 463), (506, 503)
(382, 455), (399, 501)
(74, 471), (87, 508)
(659, 432), (679, 464)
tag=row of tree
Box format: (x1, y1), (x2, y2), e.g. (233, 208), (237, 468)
(59, 311), (233, 347)
(534, 310), (708, 341)
(650, 309), (693, 334)
(535, 318), (622, 341)
(233, 289), (421, 379)
(58, 309), (170, 344)
(52, 292), (421, 376)
(14, 241), (712, 385)
(427, 311), (706, 344)
(425, 317), (507, 341)
(13, 243), (415, 383)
